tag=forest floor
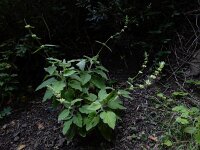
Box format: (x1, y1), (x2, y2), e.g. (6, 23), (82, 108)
(0, 68), (199, 150)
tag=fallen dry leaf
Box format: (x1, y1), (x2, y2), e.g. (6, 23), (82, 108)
(37, 122), (45, 130)
(17, 144), (26, 150)
(148, 135), (158, 142)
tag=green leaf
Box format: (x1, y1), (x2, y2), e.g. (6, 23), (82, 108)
(172, 91), (188, 98)
(100, 111), (116, 129)
(85, 113), (100, 131)
(91, 76), (106, 89)
(118, 90), (131, 99)
(63, 70), (76, 77)
(51, 81), (66, 93)
(96, 66), (109, 72)
(44, 66), (57, 75)
(195, 131), (200, 144)
(58, 109), (70, 121)
(88, 101), (101, 111)
(43, 89), (53, 102)
(175, 117), (189, 125)
(73, 113), (83, 127)
(80, 72), (91, 85)
(69, 80), (82, 91)
(108, 98), (126, 110)
(76, 59), (86, 71)
(79, 105), (93, 114)
(98, 89), (108, 101)
(163, 139), (173, 147)
(36, 77), (57, 91)
(85, 93), (97, 101)
(184, 127), (196, 134)
(62, 119), (72, 135)
(94, 70), (108, 79)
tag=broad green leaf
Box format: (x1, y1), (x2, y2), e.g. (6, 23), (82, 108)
(100, 111), (116, 129)
(62, 119), (72, 135)
(43, 89), (53, 102)
(73, 113), (83, 127)
(195, 131), (200, 144)
(101, 91), (117, 104)
(69, 80), (82, 91)
(88, 101), (101, 111)
(58, 109), (70, 121)
(36, 77), (56, 91)
(79, 105), (93, 114)
(51, 81), (66, 93)
(94, 70), (108, 79)
(184, 127), (196, 134)
(62, 89), (74, 102)
(80, 72), (91, 85)
(91, 76), (106, 89)
(175, 117), (189, 125)
(85, 113), (100, 131)
(96, 66), (109, 72)
(44, 66), (57, 75)
(76, 59), (86, 71)
(71, 99), (83, 105)
(63, 70), (76, 77)
(108, 98), (126, 110)
(118, 90), (131, 99)
(164, 139), (173, 147)
(98, 89), (108, 101)
(85, 93), (97, 101)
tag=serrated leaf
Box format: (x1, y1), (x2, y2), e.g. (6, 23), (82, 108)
(88, 101), (101, 111)
(76, 59), (86, 71)
(108, 98), (126, 110)
(69, 80), (82, 91)
(100, 111), (116, 129)
(80, 72), (91, 85)
(91, 76), (106, 89)
(44, 66), (57, 75)
(94, 70), (108, 79)
(118, 90), (131, 99)
(85, 113), (100, 131)
(96, 66), (109, 72)
(85, 93), (97, 101)
(73, 113), (82, 127)
(43, 89), (53, 102)
(36, 77), (57, 91)
(184, 127), (196, 134)
(98, 89), (108, 101)
(79, 105), (93, 114)
(58, 109), (70, 121)
(62, 120), (72, 135)
(51, 81), (66, 93)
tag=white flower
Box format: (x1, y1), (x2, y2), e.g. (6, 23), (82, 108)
(142, 65), (146, 68)
(150, 75), (156, 79)
(139, 71), (143, 74)
(159, 61), (165, 68)
(145, 79), (151, 85)
(138, 84), (145, 89)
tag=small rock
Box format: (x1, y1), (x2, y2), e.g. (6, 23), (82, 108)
(21, 124), (27, 128)
(14, 136), (20, 142)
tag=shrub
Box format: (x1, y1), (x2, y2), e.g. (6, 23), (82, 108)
(36, 55), (131, 141)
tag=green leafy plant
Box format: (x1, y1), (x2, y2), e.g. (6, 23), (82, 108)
(36, 55), (130, 141)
